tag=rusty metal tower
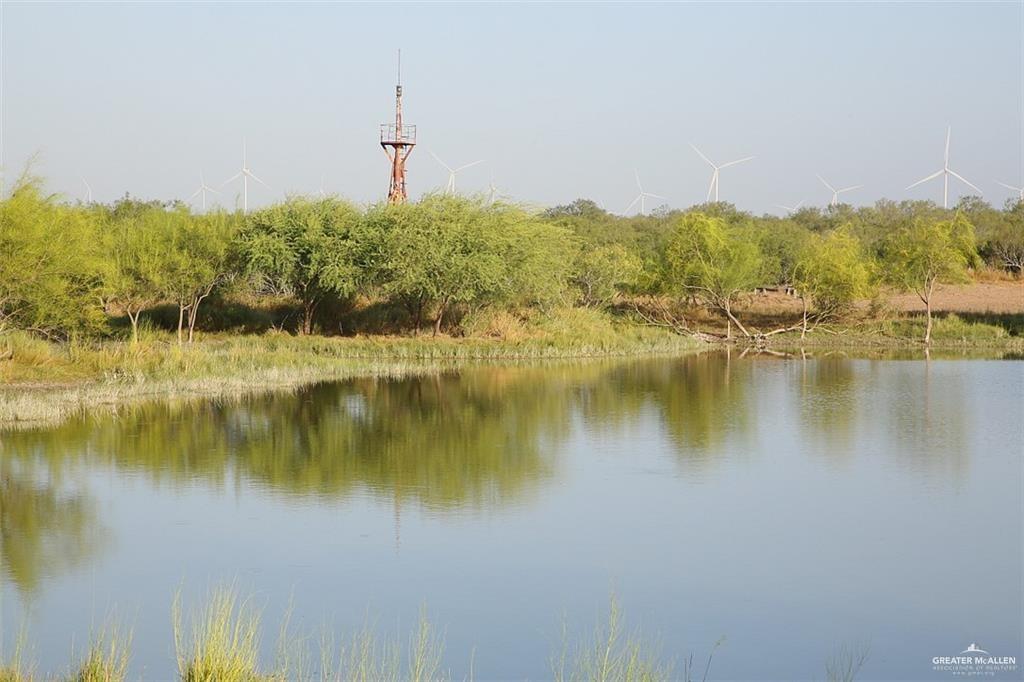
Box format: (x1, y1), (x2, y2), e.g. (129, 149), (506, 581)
(380, 50), (416, 203)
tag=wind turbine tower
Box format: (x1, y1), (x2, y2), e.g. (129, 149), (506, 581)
(381, 50), (416, 203)
(223, 140), (269, 212)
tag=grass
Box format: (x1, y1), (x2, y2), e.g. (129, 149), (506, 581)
(0, 309), (702, 431)
(319, 610), (446, 682)
(1, 587), (872, 681)
(69, 622), (131, 682)
(552, 596), (674, 682)
(0, 629), (32, 682)
(766, 312), (1024, 350)
(173, 588), (266, 682)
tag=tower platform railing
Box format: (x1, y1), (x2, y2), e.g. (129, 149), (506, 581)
(381, 124), (417, 146)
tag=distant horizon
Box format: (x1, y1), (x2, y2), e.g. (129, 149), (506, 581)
(2, 2), (1022, 214)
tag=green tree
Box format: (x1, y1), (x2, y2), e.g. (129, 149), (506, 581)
(572, 244), (642, 307)
(0, 176), (106, 339)
(104, 207), (171, 343)
(162, 210), (239, 343)
(359, 195), (510, 335)
(239, 197), (362, 334)
(978, 199), (1024, 274)
(492, 207), (577, 309)
(883, 213), (977, 343)
(755, 218), (812, 288)
(792, 229), (874, 338)
(665, 212), (765, 338)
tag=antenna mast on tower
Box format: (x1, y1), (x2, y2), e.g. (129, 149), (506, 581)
(380, 50), (416, 203)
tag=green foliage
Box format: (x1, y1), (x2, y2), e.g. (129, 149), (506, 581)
(883, 213), (977, 342)
(2, 175), (1019, 347)
(665, 212), (765, 335)
(499, 210), (577, 308)
(977, 199), (1024, 273)
(162, 210), (240, 342)
(755, 218), (812, 286)
(104, 205), (173, 342)
(0, 177), (106, 338)
(359, 195), (573, 333)
(793, 229), (874, 321)
(573, 244), (643, 307)
(240, 197), (362, 334)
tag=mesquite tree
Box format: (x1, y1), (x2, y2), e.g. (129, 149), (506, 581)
(162, 210), (238, 344)
(792, 229), (874, 338)
(665, 212), (764, 338)
(105, 209), (169, 343)
(358, 195), (509, 335)
(0, 176), (106, 339)
(883, 213), (977, 344)
(239, 198), (361, 335)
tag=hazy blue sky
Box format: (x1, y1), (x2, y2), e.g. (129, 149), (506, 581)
(2, 1), (1021, 213)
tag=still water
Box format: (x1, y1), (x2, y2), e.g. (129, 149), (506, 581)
(1, 353), (1021, 680)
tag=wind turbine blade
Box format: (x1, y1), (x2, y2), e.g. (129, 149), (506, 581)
(190, 188), (203, 199)
(634, 169), (643, 191)
(838, 185), (863, 193)
(429, 151), (453, 172)
(944, 126), (951, 166)
(222, 172), (243, 187)
(795, 200), (805, 210)
(947, 169), (982, 194)
(816, 175), (836, 192)
(905, 170), (943, 190)
(624, 195), (641, 214)
(455, 160), (484, 172)
(719, 156), (755, 169)
(706, 174), (716, 202)
(247, 171), (270, 188)
(996, 181), (1023, 192)
(205, 186), (221, 195)
(645, 193), (667, 200)
(689, 143), (715, 168)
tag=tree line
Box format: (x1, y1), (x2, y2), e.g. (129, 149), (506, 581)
(2, 173), (1021, 345)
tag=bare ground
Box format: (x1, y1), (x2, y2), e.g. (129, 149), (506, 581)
(738, 280), (1023, 317)
(886, 281), (1023, 314)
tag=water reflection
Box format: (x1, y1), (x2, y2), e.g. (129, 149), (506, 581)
(0, 352), (1004, 595)
(0, 461), (102, 595)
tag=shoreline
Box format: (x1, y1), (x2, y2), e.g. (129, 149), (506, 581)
(0, 331), (703, 430)
(2, 326), (1020, 431)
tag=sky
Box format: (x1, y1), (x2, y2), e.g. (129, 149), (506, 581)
(1, 1), (1022, 214)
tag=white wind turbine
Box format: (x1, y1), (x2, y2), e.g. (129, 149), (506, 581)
(317, 175), (327, 198)
(430, 152), (483, 194)
(624, 170), (666, 215)
(996, 181), (1024, 202)
(817, 175), (862, 207)
(222, 140), (269, 211)
(190, 172), (220, 211)
(487, 175), (504, 205)
(906, 127), (981, 209)
(775, 200), (805, 214)
(81, 177), (93, 203)
(690, 144), (754, 203)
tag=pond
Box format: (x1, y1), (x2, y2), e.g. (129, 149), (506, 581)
(1, 352), (1021, 680)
